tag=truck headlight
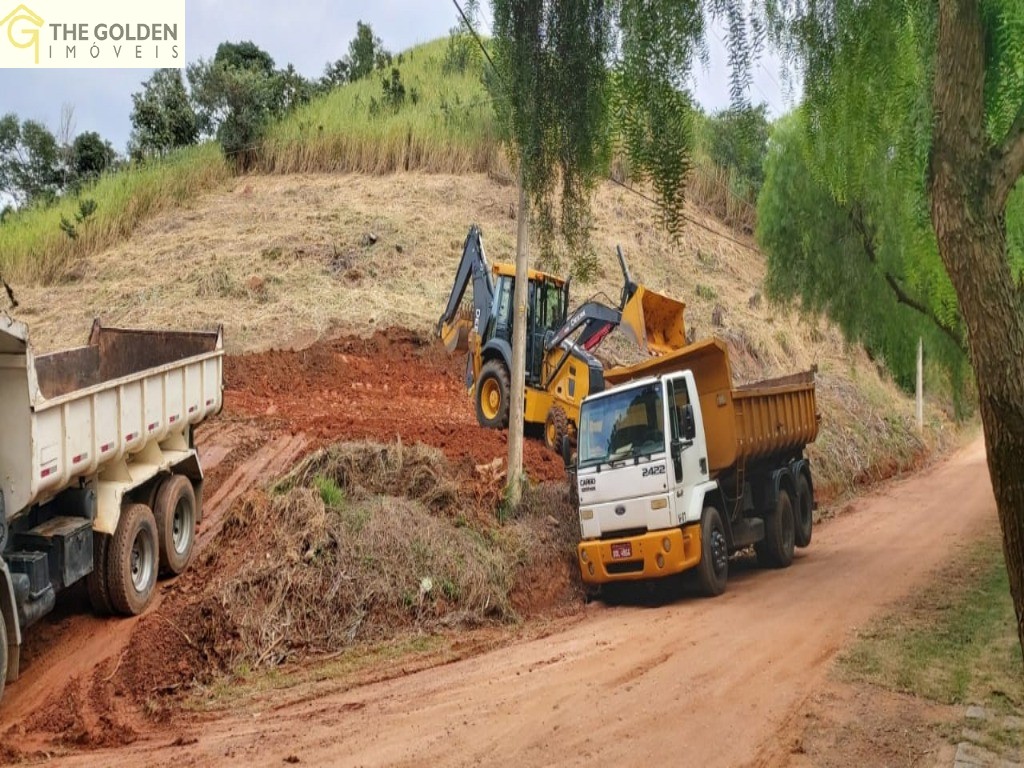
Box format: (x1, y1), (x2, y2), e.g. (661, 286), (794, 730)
(580, 549), (589, 563)
(580, 508), (594, 520)
(650, 498), (667, 510)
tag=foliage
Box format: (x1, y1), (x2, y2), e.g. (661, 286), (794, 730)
(70, 132), (116, 183)
(758, 113), (968, 398)
(58, 197), (97, 240)
(443, 0), (482, 74)
(322, 21), (391, 90)
(129, 69), (199, 158)
(0, 114), (63, 205)
(704, 103), (770, 201)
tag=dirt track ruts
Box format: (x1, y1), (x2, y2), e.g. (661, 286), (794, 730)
(50, 437), (994, 768)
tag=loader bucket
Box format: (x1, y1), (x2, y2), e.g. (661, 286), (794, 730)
(618, 286), (687, 355)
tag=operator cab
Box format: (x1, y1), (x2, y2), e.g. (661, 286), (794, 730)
(486, 264), (568, 386)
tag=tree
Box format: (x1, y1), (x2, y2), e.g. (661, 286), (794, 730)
(129, 69), (199, 157)
(212, 40), (275, 77)
(706, 103), (770, 202)
(758, 0), (1024, 658)
(0, 114), (62, 205)
(321, 21), (390, 89)
(70, 131), (116, 183)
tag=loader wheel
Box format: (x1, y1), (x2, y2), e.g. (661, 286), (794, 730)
(86, 532), (113, 615)
(543, 406), (569, 452)
(696, 506), (728, 597)
(795, 473), (813, 548)
(475, 360), (511, 429)
(108, 504), (159, 616)
(154, 474), (197, 576)
(755, 488), (795, 569)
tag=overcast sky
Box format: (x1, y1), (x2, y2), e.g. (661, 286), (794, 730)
(0, 0), (796, 153)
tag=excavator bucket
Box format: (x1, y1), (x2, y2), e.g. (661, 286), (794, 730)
(440, 306), (473, 353)
(618, 285), (687, 356)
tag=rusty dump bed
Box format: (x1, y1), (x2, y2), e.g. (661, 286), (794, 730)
(605, 337), (818, 474)
(33, 321), (222, 400)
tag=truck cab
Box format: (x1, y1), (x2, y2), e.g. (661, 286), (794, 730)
(575, 372), (712, 584)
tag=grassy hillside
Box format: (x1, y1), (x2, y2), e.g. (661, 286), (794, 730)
(260, 39), (503, 176)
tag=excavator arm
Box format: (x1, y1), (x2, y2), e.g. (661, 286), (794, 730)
(436, 225), (495, 352)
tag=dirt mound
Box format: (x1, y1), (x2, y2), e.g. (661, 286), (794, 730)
(224, 329), (566, 484)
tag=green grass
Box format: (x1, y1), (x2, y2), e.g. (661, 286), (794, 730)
(0, 143), (229, 283)
(259, 39), (503, 176)
(839, 536), (1023, 750)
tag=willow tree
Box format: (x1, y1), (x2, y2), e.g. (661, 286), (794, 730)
(761, 0), (1024, 658)
(489, 0), (703, 504)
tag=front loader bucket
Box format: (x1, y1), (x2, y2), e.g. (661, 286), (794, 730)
(618, 286), (687, 355)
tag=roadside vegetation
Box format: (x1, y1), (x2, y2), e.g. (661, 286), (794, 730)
(839, 534), (1023, 758)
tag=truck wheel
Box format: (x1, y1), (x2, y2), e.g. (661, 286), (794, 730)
(86, 532), (113, 615)
(154, 475), (197, 576)
(756, 488), (796, 569)
(696, 506), (728, 597)
(107, 504), (159, 616)
(795, 473), (813, 548)
(543, 407), (568, 452)
(475, 360), (511, 429)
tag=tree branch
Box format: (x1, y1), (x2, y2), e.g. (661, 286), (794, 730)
(992, 107), (1024, 210)
(847, 205), (967, 353)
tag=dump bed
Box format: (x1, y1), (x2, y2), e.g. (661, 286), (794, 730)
(0, 317), (224, 522)
(605, 337), (818, 474)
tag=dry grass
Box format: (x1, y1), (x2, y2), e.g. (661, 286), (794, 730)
(206, 441), (579, 669)
(11, 170), (959, 502)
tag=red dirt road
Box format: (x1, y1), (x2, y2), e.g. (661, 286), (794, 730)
(52, 437), (994, 768)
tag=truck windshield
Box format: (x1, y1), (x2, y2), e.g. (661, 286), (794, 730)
(578, 383), (665, 467)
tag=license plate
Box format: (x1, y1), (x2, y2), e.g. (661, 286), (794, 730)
(611, 542), (632, 559)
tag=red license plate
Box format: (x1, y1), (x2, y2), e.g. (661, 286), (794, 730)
(611, 542), (633, 559)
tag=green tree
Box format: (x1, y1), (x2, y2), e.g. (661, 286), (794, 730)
(0, 114), (62, 205)
(212, 40), (275, 77)
(706, 103), (770, 201)
(129, 69), (199, 157)
(70, 131), (116, 183)
(322, 21), (389, 87)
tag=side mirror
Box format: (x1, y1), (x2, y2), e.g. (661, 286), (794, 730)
(682, 404), (696, 441)
(561, 434), (573, 468)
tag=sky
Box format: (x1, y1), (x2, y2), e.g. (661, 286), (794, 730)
(0, 0), (797, 154)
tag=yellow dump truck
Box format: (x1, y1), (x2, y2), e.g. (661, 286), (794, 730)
(572, 337), (819, 597)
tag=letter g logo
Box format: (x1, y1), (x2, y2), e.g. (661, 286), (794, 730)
(1, 5), (44, 65)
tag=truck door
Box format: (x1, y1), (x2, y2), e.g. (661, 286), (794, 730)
(666, 374), (708, 495)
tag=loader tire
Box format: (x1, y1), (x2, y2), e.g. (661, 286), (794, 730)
(755, 488), (795, 569)
(795, 473), (813, 548)
(108, 504), (159, 616)
(86, 532), (113, 615)
(154, 474), (197, 576)
(475, 360), (511, 429)
(543, 406), (568, 453)
(696, 506), (729, 597)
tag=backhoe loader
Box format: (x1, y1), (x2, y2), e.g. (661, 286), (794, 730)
(436, 225), (687, 451)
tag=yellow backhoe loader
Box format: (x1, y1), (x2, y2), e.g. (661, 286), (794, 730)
(436, 225), (688, 450)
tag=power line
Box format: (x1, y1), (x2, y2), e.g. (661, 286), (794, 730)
(607, 176), (760, 254)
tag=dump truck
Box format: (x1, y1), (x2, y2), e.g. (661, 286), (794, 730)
(436, 225), (687, 451)
(571, 337), (818, 596)
(0, 318), (224, 702)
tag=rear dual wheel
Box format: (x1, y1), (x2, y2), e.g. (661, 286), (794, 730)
(756, 488), (796, 569)
(108, 504), (159, 616)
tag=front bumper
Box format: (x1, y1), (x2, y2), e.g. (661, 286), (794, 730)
(577, 523), (702, 584)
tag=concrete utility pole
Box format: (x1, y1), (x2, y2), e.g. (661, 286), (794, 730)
(506, 171), (529, 508)
(916, 337), (923, 433)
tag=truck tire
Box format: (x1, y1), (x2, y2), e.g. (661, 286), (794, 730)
(795, 473), (813, 548)
(755, 488), (795, 569)
(108, 504), (159, 616)
(543, 406), (568, 452)
(475, 360), (511, 429)
(696, 506), (728, 597)
(86, 532), (113, 615)
(153, 475), (197, 576)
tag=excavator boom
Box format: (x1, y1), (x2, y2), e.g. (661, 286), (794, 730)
(436, 225), (494, 353)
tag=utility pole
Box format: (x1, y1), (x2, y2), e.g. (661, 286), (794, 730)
(506, 170), (529, 508)
(916, 337), (923, 433)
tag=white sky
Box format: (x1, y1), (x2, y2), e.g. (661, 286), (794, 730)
(0, 0), (796, 153)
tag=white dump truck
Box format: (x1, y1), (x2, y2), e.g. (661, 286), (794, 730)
(572, 338), (819, 597)
(0, 317), (224, 701)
